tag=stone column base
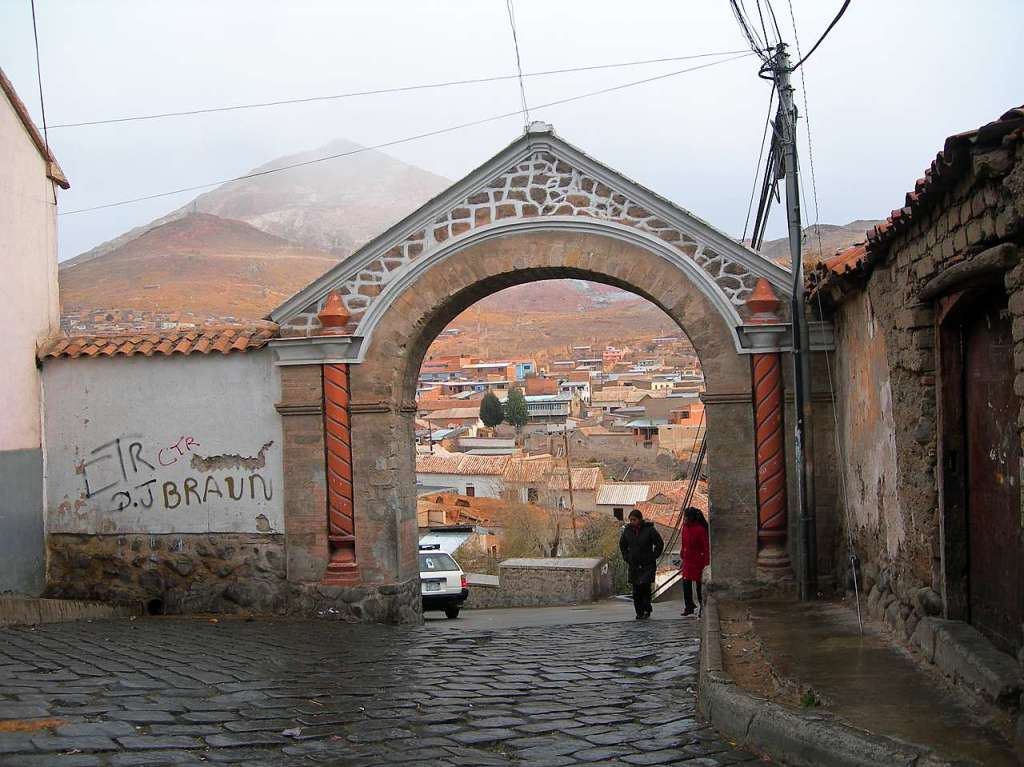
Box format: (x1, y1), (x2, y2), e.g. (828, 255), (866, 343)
(290, 577), (422, 625)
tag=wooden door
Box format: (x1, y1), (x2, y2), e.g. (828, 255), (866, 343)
(964, 296), (1024, 654)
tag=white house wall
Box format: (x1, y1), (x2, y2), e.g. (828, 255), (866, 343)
(415, 473), (504, 499)
(0, 86), (59, 594)
(43, 351), (284, 535)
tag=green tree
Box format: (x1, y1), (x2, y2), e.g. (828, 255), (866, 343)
(504, 386), (529, 432)
(479, 391), (505, 428)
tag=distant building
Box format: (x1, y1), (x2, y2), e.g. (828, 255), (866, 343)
(415, 453), (511, 498)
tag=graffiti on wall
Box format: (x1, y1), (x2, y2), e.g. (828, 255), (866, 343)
(77, 436), (274, 514)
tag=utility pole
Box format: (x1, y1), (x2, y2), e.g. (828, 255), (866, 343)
(561, 428), (578, 540)
(773, 44), (818, 600)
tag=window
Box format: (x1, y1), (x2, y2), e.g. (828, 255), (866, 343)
(465, 484), (475, 497)
(418, 553), (459, 572)
(527, 487), (539, 503)
(613, 508), (624, 521)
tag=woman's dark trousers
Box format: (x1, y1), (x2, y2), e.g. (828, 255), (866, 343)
(683, 580), (703, 612)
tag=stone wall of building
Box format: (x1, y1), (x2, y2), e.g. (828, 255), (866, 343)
(827, 122), (1024, 642)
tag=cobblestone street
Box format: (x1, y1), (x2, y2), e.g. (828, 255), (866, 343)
(0, 606), (768, 766)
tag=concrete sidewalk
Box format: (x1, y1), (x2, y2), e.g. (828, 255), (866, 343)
(745, 599), (1017, 766)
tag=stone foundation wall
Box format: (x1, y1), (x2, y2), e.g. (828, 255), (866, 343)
(47, 533), (289, 613)
(46, 533), (421, 624)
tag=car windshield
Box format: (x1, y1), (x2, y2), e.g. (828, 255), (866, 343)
(418, 552), (459, 572)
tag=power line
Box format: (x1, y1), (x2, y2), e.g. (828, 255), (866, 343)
(742, 83), (775, 243)
(48, 50), (750, 130)
(786, 0), (824, 260)
(505, 0), (530, 128)
(59, 51), (754, 217)
(792, 0), (851, 71)
(29, 0), (56, 204)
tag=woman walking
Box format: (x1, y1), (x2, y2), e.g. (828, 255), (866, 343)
(619, 509), (664, 619)
(680, 506), (709, 617)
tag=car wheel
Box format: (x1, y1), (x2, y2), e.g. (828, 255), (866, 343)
(444, 606), (461, 619)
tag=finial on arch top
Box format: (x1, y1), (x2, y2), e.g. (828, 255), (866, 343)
(745, 277), (781, 322)
(317, 291), (351, 334)
(526, 120), (554, 135)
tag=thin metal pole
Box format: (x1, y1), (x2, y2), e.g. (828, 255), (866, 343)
(774, 44), (818, 600)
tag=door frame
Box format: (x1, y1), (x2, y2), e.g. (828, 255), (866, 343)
(935, 284), (1011, 624)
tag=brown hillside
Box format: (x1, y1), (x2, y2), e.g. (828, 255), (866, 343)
(67, 139), (450, 268)
(59, 213), (339, 320)
(427, 287), (681, 362)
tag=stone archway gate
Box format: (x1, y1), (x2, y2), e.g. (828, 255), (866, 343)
(268, 123), (814, 621)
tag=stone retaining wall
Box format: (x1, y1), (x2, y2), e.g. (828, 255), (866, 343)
(45, 533), (421, 624)
(464, 557), (612, 609)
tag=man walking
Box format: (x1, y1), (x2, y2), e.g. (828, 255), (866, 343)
(619, 509), (664, 619)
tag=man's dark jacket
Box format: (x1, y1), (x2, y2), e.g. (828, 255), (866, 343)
(619, 521), (665, 585)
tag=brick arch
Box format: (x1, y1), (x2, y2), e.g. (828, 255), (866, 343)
(343, 230), (760, 598)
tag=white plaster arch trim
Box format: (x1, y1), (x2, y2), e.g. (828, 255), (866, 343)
(354, 217), (748, 359)
(270, 125), (793, 328)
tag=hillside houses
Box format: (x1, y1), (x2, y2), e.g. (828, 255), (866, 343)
(415, 450), (707, 521)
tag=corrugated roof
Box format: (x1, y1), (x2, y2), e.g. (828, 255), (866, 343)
(38, 325), (277, 360)
(416, 453), (510, 476)
(596, 483), (650, 506)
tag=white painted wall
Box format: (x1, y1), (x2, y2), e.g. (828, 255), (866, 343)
(0, 88), (58, 452)
(43, 350), (285, 535)
(415, 473), (504, 499)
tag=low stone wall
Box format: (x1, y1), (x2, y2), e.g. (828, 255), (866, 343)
(464, 557), (612, 609)
(46, 533), (422, 624)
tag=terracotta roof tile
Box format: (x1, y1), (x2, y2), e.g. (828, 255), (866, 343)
(811, 105), (1024, 302)
(38, 323), (278, 361)
(415, 453), (510, 476)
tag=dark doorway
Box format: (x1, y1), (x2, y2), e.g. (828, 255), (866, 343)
(961, 294), (1023, 654)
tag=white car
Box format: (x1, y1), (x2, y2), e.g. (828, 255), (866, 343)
(419, 544), (469, 619)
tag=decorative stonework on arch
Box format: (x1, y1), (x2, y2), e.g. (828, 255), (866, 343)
(271, 123), (795, 355)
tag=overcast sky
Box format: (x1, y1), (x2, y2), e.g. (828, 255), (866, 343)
(2, 1), (1021, 261)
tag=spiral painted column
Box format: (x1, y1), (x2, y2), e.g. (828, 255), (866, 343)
(746, 279), (791, 574)
(318, 292), (360, 585)
(753, 351), (790, 571)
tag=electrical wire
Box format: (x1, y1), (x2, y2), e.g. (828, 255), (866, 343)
(742, 83), (775, 244)
(792, 0), (851, 71)
(58, 51), (755, 217)
(505, 0), (530, 128)
(654, 409), (706, 571)
(29, 0), (56, 205)
(48, 50), (750, 130)
(787, 0), (862, 632)
(729, 0), (771, 61)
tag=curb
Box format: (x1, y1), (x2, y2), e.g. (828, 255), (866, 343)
(697, 597), (954, 767)
(0, 596), (140, 628)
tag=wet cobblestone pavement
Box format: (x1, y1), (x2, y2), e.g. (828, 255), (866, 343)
(0, 612), (768, 766)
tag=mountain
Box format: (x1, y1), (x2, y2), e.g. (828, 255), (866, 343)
(65, 138), (451, 269)
(60, 131), (877, 336)
(59, 213), (339, 320)
(756, 220), (879, 269)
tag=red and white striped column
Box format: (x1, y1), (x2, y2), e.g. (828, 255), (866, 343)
(746, 280), (792, 574)
(318, 293), (360, 585)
